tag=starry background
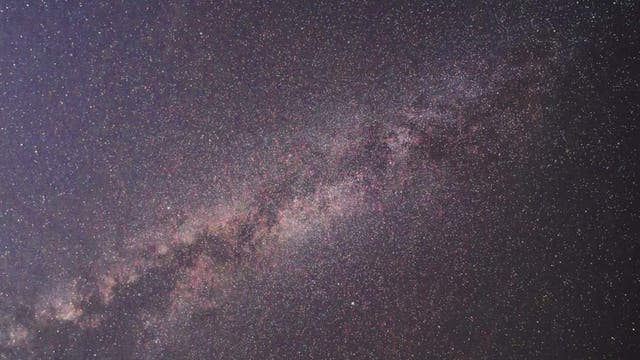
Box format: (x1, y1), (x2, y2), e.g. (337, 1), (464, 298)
(1, 1), (639, 359)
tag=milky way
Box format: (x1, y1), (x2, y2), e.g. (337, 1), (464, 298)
(1, 1), (639, 359)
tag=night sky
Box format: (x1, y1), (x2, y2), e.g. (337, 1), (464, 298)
(1, 1), (639, 359)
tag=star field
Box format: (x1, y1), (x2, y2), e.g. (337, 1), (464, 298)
(1, 1), (639, 359)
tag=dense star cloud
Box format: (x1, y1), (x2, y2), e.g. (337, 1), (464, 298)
(1, 1), (639, 359)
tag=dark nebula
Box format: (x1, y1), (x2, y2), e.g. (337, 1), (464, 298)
(1, 1), (639, 359)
